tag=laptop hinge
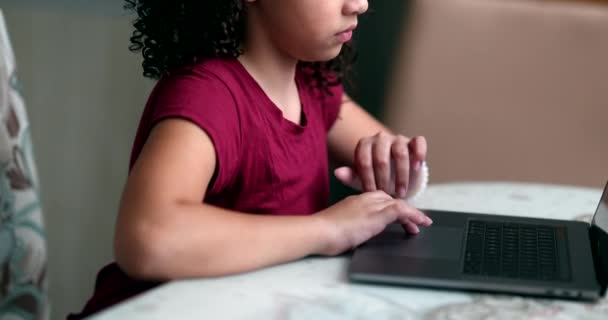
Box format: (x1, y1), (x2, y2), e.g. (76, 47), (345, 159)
(590, 225), (608, 295)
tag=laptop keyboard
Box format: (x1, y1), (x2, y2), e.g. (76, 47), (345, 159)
(462, 220), (571, 281)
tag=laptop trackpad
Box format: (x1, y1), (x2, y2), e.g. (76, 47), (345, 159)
(361, 225), (463, 261)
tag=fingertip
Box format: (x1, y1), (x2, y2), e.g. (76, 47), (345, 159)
(334, 166), (351, 178)
(411, 136), (428, 160)
(415, 135), (427, 145)
(408, 224), (420, 234)
(397, 186), (407, 198)
(414, 215), (425, 225)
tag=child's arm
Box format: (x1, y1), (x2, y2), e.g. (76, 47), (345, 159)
(328, 94), (428, 198)
(114, 119), (430, 281)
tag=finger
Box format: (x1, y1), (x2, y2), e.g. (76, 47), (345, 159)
(379, 201), (433, 235)
(415, 214), (433, 227)
(422, 214), (433, 226)
(380, 201), (423, 234)
(333, 166), (363, 190)
(392, 200), (430, 226)
(355, 138), (376, 191)
(372, 134), (392, 193)
(334, 166), (354, 184)
(408, 136), (428, 171)
(401, 222), (420, 234)
(377, 200), (418, 225)
(391, 136), (410, 198)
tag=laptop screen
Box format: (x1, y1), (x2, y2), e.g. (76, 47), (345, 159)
(592, 181), (608, 233)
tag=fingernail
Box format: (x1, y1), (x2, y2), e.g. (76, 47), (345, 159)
(412, 225), (420, 234)
(413, 161), (421, 171)
(425, 216), (433, 225)
(398, 187), (407, 198)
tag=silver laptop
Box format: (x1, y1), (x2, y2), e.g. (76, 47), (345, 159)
(348, 181), (608, 300)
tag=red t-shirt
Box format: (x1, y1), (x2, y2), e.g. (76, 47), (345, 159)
(68, 58), (343, 319)
(131, 58), (343, 214)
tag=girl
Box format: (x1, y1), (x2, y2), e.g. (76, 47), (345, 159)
(69, 0), (431, 318)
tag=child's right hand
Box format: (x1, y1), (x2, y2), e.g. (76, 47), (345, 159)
(313, 191), (432, 256)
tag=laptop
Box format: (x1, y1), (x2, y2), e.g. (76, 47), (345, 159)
(348, 181), (608, 300)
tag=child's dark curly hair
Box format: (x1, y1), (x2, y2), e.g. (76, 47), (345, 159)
(124, 0), (356, 91)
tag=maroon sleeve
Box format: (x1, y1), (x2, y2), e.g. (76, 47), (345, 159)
(321, 83), (344, 132)
(144, 69), (242, 193)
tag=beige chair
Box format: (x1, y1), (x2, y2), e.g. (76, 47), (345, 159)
(385, 0), (608, 188)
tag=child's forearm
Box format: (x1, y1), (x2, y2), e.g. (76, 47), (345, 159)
(114, 203), (329, 281)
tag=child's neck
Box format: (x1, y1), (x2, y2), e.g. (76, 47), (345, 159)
(237, 42), (299, 104)
(239, 7), (304, 124)
(238, 50), (297, 93)
(238, 52), (302, 124)
(239, 6), (299, 95)
(238, 37), (301, 122)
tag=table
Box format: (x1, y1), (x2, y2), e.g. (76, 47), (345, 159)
(89, 182), (608, 320)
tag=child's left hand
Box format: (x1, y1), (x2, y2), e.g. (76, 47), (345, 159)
(334, 133), (427, 198)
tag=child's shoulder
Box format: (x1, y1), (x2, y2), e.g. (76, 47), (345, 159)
(171, 57), (244, 86)
(152, 58), (243, 102)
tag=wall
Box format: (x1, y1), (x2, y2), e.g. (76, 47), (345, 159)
(2, 1), (152, 318)
(384, 0), (608, 187)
